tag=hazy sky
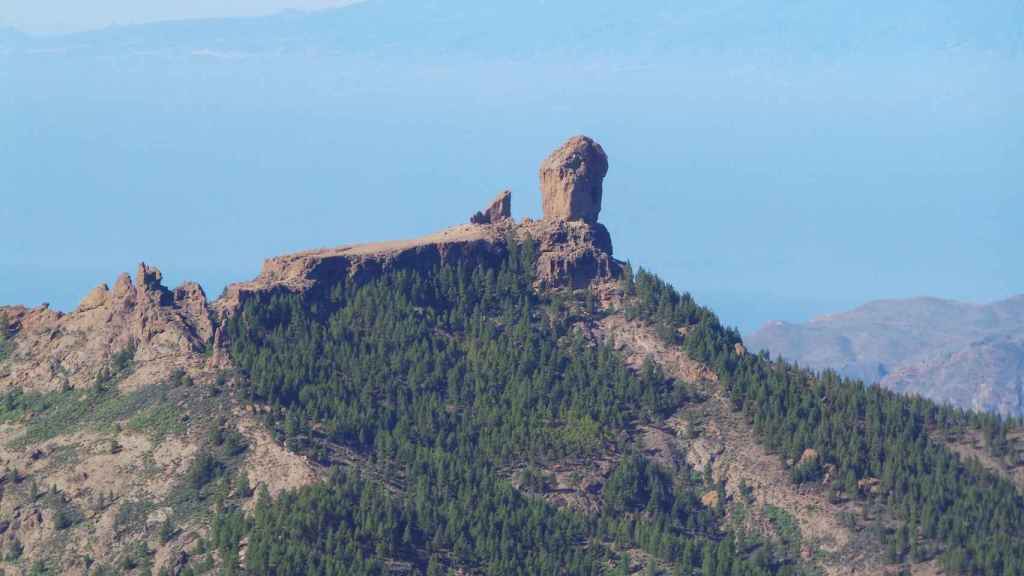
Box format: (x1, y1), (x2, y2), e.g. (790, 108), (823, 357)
(0, 0), (354, 34)
(2, 1), (1021, 333)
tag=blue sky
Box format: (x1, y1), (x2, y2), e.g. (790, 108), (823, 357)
(1, 1), (1021, 333)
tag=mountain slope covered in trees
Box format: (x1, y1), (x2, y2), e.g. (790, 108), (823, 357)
(201, 233), (1024, 575)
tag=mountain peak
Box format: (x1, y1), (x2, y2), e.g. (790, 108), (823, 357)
(213, 136), (621, 337)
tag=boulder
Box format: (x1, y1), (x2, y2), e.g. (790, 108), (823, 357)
(470, 190), (512, 224)
(798, 448), (819, 466)
(857, 477), (882, 495)
(539, 135), (608, 223)
(701, 490), (721, 509)
(112, 273), (134, 301)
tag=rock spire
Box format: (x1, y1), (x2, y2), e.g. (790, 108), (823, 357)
(539, 135), (608, 223)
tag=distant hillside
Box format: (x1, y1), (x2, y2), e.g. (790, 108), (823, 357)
(747, 295), (1024, 416)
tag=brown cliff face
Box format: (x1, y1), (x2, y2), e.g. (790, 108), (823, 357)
(212, 217), (621, 345)
(539, 135), (608, 223)
(527, 218), (617, 290)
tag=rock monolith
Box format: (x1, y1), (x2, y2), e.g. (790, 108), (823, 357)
(539, 135), (608, 223)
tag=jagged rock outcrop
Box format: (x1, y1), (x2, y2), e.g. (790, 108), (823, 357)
(0, 263), (213, 393)
(0, 273), (295, 576)
(173, 281), (215, 344)
(470, 190), (512, 224)
(540, 135), (608, 223)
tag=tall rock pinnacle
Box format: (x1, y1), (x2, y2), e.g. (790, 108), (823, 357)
(539, 135), (608, 223)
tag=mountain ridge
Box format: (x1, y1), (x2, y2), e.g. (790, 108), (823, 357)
(748, 294), (1024, 416)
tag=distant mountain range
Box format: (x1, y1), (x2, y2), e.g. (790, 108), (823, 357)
(747, 295), (1024, 416)
(3, 0), (1023, 56)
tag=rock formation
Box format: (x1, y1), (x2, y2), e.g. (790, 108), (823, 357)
(539, 135), (608, 223)
(211, 137), (622, 348)
(470, 190), (512, 224)
(5, 137), (620, 393)
(525, 219), (616, 290)
(0, 262), (213, 393)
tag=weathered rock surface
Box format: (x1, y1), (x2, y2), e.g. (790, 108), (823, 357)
(527, 219), (617, 290)
(470, 189), (512, 224)
(540, 135), (608, 223)
(0, 262), (213, 394)
(77, 284), (110, 311)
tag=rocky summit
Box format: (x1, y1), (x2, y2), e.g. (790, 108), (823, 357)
(217, 136), (619, 334)
(540, 135), (608, 223)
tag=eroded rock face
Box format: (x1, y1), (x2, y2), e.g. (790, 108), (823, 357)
(0, 262), (214, 394)
(77, 284), (110, 312)
(539, 135), (608, 223)
(173, 282), (215, 344)
(470, 190), (512, 225)
(523, 219), (618, 290)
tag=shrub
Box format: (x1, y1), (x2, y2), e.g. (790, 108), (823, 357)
(187, 451), (223, 493)
(159, 517), (177, 543)
(169, 368), (193, 388)
(6, 537), (24, 561)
